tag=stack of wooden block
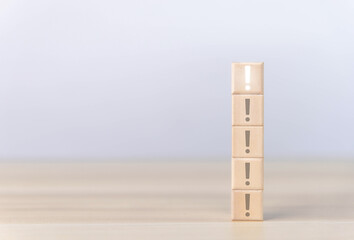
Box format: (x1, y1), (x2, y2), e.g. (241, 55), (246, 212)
(231, 63), (264, 221)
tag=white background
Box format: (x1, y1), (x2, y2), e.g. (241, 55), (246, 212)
(1, 0), (353, 159)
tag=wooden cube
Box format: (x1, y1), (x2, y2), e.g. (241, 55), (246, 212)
(232, 158), (263, 190)
(232, 126), (263, 158)
(232, 95), (263, 126)
(232, 190), (263, 221)
(232, 63), (263, 94)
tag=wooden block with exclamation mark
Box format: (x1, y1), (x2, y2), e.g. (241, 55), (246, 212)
(232, 126), (263, 158)
(232, 158), (263, 190)
(232, 95), (263, 126)
(232, 190), (263, 221)
(231, 62), (263, 94)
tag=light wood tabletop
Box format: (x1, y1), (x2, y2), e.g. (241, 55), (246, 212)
(0, 158), (353, 239)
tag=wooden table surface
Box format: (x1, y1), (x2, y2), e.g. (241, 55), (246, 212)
(0, 158), (353, 239)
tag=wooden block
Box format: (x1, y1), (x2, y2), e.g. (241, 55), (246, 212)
(232, 190), (263, 221)
(232, 126), (263, 158)
(232, 95), (263, 126)
(232, 158), (263, 190)
(232, 63), (263, 94)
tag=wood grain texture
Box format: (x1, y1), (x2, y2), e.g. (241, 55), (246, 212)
(0, 159), (353, 239)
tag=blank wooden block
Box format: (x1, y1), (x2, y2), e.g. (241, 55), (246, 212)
(232, 126), (263, 158)
(231, 63), (263, 94)
(232, 158), (263, 190)
(232, 95), (263, 126)
(232, 190), (263, 221)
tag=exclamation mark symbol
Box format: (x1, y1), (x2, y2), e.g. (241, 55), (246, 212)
(245, 98), (250, 122)
(245, 65), (251, 91)
(245, 193), (250, 217)
(245, 162), (250, 185)
(245, 130), (250, 154)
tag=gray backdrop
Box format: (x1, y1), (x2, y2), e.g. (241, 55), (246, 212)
(1, 0), (353, 159)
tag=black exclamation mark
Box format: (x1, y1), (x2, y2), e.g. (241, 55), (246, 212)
(245, 99), (250, 122)
(245, 162), (250, 185)
(245, 193), (250, 217)
(245, 130), (250, 153)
